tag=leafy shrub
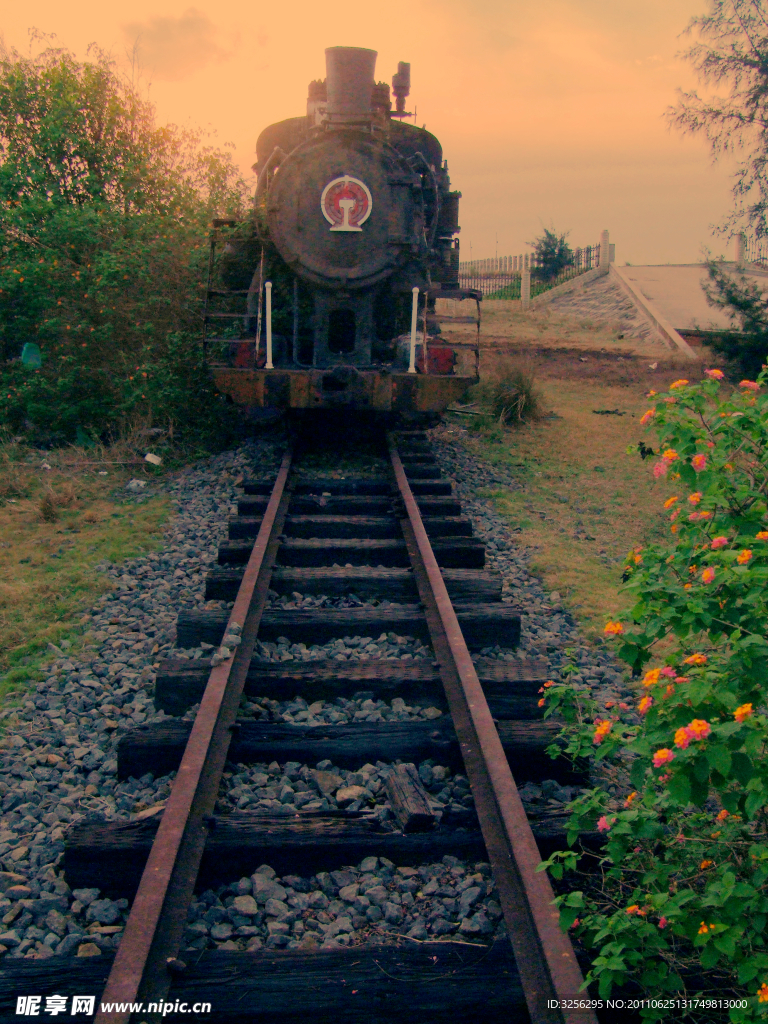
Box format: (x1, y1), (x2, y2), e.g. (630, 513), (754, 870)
(539, 369), (768, 1021)
(702, 261), (768, 378)
(0, 41), (249, 447)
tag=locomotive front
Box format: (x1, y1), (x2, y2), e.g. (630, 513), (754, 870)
(206, 46), (481, 414)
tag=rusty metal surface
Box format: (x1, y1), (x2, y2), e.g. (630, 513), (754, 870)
(388, 437), (597, 1024)
(210, 367), (475, 411)
(95, 449), (293, 1024)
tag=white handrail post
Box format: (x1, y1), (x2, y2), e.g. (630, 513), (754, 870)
(600, 229), (610, 269)
(408, 286), (419, 373)
(265, 281), (273, 369)
(736, 233), (746, 267)
(521, 268), (531, 309)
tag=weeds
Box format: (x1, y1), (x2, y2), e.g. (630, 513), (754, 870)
(470, 358), (543, 426)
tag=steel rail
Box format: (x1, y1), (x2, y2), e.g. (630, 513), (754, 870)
(388, 436), (597, 1024)
(95, 447), (293, 1024)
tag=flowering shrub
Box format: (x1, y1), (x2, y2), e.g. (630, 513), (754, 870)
(539, 370), (768, 1021)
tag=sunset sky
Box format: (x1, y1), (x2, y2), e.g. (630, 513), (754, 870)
(2, 0), (738, 265)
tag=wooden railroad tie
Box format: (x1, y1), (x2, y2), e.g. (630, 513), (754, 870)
(175, 603), (521, 649)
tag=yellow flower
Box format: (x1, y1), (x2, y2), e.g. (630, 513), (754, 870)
(642, 668), (661, 688)
(756, 531), (768, 540)
(734, 703), (753, 723)
(669, 380), (689, 389)
(698, 921), (711, 934)
(683, 653), (707, 665)
(604, 621), (624, 636)
(662, 448), (679, 462)
(688, 492), (702, 504)
(737, 549), (753, 564)
(757, 983), (768, 1003)
(663, 496), (679, 508)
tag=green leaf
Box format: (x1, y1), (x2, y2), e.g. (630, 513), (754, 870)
(731, 752), (754, 785)
(706, 744), (732, 775)
(667, 772), (691, 804)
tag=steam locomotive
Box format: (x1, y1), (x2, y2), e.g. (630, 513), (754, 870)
(206, 46), (480, 413)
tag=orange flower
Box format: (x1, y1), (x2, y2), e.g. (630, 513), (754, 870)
(740, 379), (759, 392)
(700, 860), (714, 870)
(647, 389), (657, 397)
(653, 748), (675, 767)
(674, 727), (692, 749)
(756, 531), (768, 541)
(698, 511), (712, 519)
(671, 524), (679, 533)
(662, 448), (679, 462)
(638, 696), (653, 716)
(669, 380), (689, 389)
(624, 791), (638, 807)
(698, 922), (712, 935)
(642, 668), (661, 688)
(734, 703), (753, 723)
(663, 684), (675, 698)
(604, 621), (624, 635)
(687, 719), (712, 740)
(704, 368), (724, 380)
(683, 653), (707, 666)
(737, 549), (753, 564)
(716, 809), (729, 821)
(544, 680), (557, 688)
(757, 983), (768, 1003)
(663, 496), (679, 508)
(626, 904), (645, 915)
(538, 698), (545, 707)
(711, 536), (728, 549)
(701, 567), (716, 584)
(692, 454), (707, 472)
(688, 492), (702, 504)
(593, 719), (613, 745)
(640, 408), (656, 426)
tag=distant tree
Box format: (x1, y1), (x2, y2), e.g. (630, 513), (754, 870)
(668, 2), (768, 374)
(528, 228), (573, 282)
(668, 0), (768, 242)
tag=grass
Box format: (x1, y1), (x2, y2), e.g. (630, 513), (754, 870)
(0, 435), (172, 703)
(446, 359), (673, 636)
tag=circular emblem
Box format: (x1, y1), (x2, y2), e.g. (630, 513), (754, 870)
(320, 175), (372, 232)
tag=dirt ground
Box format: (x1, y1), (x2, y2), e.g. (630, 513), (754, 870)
(435, 297), (700, 362)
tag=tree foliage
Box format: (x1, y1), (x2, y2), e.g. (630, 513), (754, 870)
(528, 227), (573, 282)
(702, 259), (768, 375)
(668, 0), (768, 241)
(0, 40), (250, 444)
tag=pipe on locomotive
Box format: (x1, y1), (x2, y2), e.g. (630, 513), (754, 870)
(408, 287), (419, 374)
(265, 282), (273, 370)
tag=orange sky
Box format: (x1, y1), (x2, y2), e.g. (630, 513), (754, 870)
(3, 0), (737, 264)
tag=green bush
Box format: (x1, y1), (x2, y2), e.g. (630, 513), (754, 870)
(539, 369), (768, 1020)
(702, 261), (768, 378)
(0, 41), (249, 446)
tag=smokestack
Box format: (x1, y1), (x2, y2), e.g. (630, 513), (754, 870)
(325, 47), (377, 119)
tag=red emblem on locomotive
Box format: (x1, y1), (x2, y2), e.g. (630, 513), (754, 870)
(320, 175), (372, 232)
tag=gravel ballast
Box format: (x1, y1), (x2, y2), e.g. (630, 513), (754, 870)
(0, 425), (633, 960)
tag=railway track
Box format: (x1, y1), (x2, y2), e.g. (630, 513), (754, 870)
(0, 424), (600, 1024)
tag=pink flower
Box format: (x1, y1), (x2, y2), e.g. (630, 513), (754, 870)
(711, 537), (728, 549)
(692, 454), (707, 472)
(653, 461), (669, 479)
(740, 380), (759, 392)
(701, 567), (715, 583)
(597, 815), (615, 833)
(640, 408), (656, 426)
(653, 748), (675, 767)
(675, 727), (692, 749)
(658, 917), (668, 929)
(688, 492), (703, 504)
(704, 369), (723, 380)
(660, 666), (677, 678)
(687, 719), (712, 740)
